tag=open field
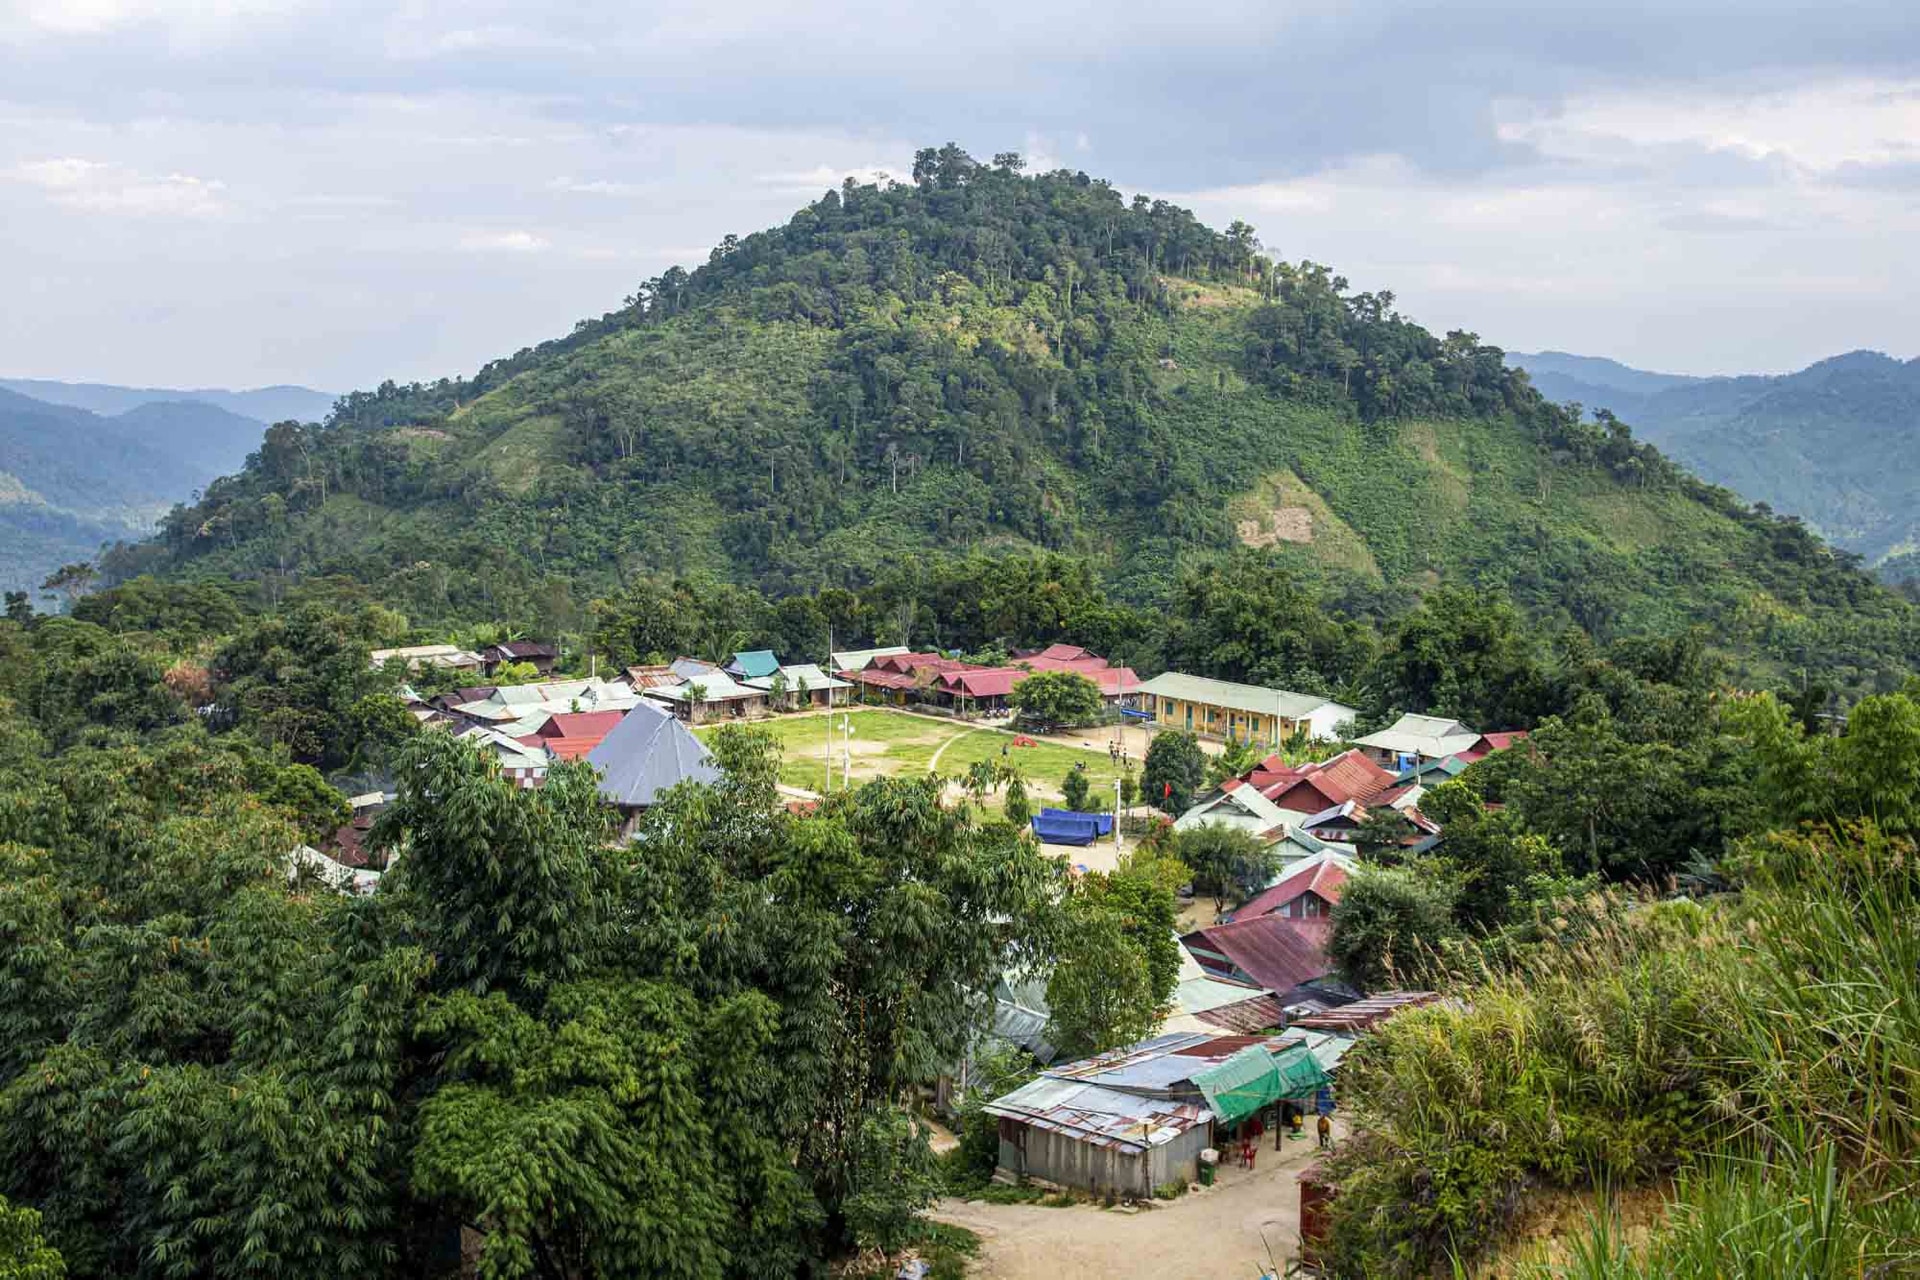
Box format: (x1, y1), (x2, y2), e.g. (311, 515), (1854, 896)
(696, 708), (1135, 804)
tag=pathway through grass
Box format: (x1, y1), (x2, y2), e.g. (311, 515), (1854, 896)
(697, 708), (1136, 804)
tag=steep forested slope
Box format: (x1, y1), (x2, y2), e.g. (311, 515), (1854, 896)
(1510, 349), (1920, 567)
(109, 150), (1917, 688)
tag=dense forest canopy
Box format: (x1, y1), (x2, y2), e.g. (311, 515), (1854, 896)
(94, 146), (1919, 697)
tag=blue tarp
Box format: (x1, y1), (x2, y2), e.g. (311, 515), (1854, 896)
(1031, 809), (1110, 845)
(1041, 808), (1113, 836)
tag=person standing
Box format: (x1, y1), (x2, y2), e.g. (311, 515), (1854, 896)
(1317, 1113), (1333, 1151)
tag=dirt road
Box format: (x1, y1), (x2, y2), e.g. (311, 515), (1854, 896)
(934, 1137), (1326, 1280)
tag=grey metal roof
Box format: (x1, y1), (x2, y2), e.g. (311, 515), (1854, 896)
(742, 662), (851, 692)
(585, 701), (722, 808)
(1133, 672), (1349, 721)
(982, 1078), (1211, 1152)
(1353, 713), (1478, 758)
(831, 646), (909, 672)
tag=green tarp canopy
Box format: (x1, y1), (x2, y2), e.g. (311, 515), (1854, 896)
(1193, 1043), (1332, 1126)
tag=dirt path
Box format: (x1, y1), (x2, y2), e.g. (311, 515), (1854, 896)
(934, 1137), (1325, 1280)
(926, 724), (981, 774)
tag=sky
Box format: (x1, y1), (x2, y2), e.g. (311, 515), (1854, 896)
(2, 1), (1917, 392)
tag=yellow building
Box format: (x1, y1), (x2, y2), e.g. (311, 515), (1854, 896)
(1132, 673), (1355, 745)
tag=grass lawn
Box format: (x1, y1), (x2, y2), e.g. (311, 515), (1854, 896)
(696, 707), (1136, 804)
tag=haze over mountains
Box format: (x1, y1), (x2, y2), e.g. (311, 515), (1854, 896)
(0, 380), (334, 595)
(1507, 349), (1920, 573)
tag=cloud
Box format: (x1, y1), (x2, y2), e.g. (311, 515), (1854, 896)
(11, 157), (228, 216)
(459, 229), (550, 252)
(0, 1), (1915, 385)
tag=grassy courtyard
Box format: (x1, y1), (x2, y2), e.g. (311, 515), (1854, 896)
(696, 708), (1133, 804)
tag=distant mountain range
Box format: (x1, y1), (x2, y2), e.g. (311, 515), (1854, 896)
(1507, 350), (1920, 572)
(0, 379), (334, 597)
(0, 378), (336, 426)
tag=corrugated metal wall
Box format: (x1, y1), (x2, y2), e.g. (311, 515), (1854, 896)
(997, 1119), (1215, 1196)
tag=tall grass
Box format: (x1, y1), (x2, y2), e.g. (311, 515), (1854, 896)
(1320, 824), (1920, 1277)
(1523, 1146), (1920, 1278)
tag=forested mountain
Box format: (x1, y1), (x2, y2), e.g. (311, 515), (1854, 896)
(1508, 348), (1920, 571)
(0, 388), (272, 595)
(106, 148), (1919, 692)
(0, 377), (335, 424)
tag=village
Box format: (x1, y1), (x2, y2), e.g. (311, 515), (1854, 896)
(299, 636), (1532, 1277)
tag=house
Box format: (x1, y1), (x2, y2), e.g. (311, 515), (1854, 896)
(624, 664), (685, 692)
(1229, 850), (1353, 924)
(445, 678), (645, 738)
(1175, 748), (1393, 845)
(931, 660), (1140, 714)
(723, 649), (781, 680)
(1132, 673), (1355, 745)
(289, 844), (381, 895)
(532, 710), (628, 760)
(369, 644), (485, 673)
(983, 1031), (1330, 1196)
(1160, 943), (1293, 1037)
(481, 641), (558, 676)
(585, 700), (723, 834)
(1391, 755), (1470, 787)
(1256, 749), (1396, 817)
(1352, 713), (1481, 769)
(1290, 991), (1442, 1032)
(453, 724), (551, 786)
(1454, 731), (1529, 764)
(742, 662), (851, 708)
(830, 645), (911, 673)
(841, 651), (974, 704)
(640, 669), (769, 723)
(1182, 913), (1335, 994)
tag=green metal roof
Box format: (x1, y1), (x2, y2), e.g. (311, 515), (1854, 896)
(730, 650), (780, 679)
(1191, 1041), (1332, 1125)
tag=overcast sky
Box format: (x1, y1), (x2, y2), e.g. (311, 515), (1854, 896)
(3, 1), (1917, 392)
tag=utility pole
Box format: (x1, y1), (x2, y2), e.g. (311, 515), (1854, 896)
(825, 623), (835, 791)
(1113, 778), (1124, 857)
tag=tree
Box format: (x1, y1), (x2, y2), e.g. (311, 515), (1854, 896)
(1175, 823), (1279, 912)
(1205, 733), (1263, 787)
(1061, 766), (1093, 812)
(1142, 730), (1206, 815)
(1363, 587), (1549, 730)
(38, 563), (95, 613)
(0, 1197), (63, 1280)
(374, 733), (614, 997)
(1003, 774), (1032, 827)
(1327, 865), (1460, 990)
(839, 1106), (941, 1254)
(1119, 770), (1139, 811)
(1046, 907), (1158, 1059)
(1008, 670), (1104, 729)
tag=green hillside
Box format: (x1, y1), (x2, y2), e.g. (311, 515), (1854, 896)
(109, 148), (1918, 690)
(1510, 348), (1920, 568)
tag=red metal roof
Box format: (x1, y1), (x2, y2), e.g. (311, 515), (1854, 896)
(1261, 749), (1394, 812)
(1182, 914), (1333, 993)
(1454, 731), (1529, 763)
(536, 711), (626, 739)
(1234, 859), (1350, 920)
